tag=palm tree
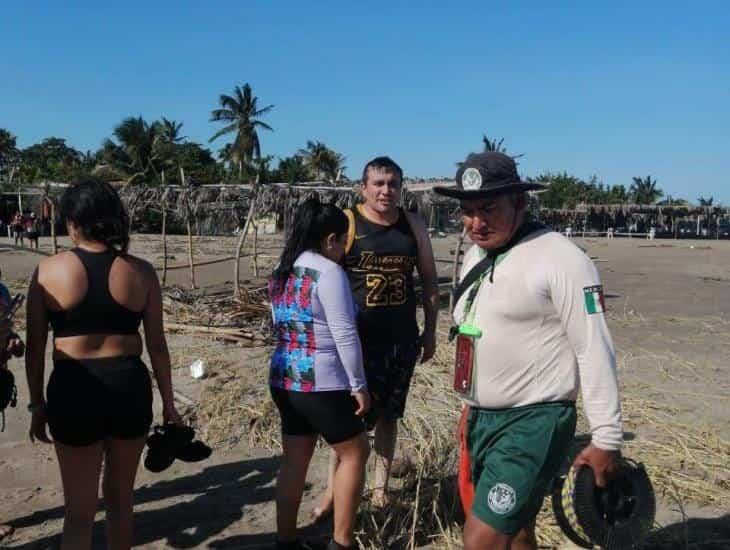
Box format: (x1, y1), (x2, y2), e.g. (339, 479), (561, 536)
(698, 196), (714, 207)
(209, 84), (273, 179)
(298, 141), (346, 182)
(0, 129), (19, 171)
(210, 85), (273, 296)
(147, 118), (187, 283)
(482, 134), (507, 153)
(298, 140), (328, 180)
(155, 118), (186, 145)
(253, 155), (274, 185)
(483, 134), (524, 159)
(325, 150), (347, 183)
(457, 134), (522, 168)
(102, 117), (160, 185)
(79, 150), (98, 173)
(630, 176), (663, 204)
(275, 154), (309, 184)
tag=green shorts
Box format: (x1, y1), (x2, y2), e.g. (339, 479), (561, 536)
(466, 401), (576, 534)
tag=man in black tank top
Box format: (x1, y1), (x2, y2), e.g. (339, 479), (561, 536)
(345, 205), (419, 342)
(318, 157), (439, 512)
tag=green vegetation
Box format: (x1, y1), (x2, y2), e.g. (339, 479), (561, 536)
(0, 112), (707, 210)
(537, 173), (630, 209)
(209, 83), (273, 181)
(1, 83), (352, 191)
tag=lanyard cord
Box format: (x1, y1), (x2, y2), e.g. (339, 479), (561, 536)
(461, 253), (507, 325)
(459, 212), (534, 326)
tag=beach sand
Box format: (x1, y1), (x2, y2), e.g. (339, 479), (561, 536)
(0, 233), (728, 548)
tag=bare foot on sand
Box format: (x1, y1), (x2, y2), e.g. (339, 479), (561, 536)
(310, 492), (333, 524)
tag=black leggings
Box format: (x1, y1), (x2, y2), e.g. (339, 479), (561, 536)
(47, 356), (153, 446)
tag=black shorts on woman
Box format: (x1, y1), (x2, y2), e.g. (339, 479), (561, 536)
(271, 387), (365, 445)
(48, 356), (153, 446)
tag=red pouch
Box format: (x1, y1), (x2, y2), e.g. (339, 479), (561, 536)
(454, 333), (476, 394)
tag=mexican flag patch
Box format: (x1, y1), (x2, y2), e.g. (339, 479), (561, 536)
(583, 285), (605, 314)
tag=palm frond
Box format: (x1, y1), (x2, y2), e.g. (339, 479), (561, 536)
(254, 104), (275, 116)
(253, 121), (274, 132)
(210, 109), (238, 122)
(209, 123), (239, 143)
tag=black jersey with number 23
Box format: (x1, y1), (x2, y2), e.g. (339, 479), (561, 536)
(344, 206), (418, 345)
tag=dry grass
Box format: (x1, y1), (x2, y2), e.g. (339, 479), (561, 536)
(190, 313), (730, 549)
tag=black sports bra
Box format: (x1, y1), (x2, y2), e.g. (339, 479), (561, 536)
(47, 248), (144, 338)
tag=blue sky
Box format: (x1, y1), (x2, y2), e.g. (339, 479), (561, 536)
(2, 1), (729, 201)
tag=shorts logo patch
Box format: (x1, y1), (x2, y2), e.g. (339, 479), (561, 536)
(487, 482), (516, 515)
(583, 285), (605, 314)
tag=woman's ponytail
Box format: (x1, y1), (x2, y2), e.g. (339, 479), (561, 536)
(271, 197), (348, 285)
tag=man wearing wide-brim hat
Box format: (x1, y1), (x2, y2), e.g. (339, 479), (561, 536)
(435, 152), (623, 549)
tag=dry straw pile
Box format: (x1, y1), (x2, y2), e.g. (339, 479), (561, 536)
(7, 262), (730, 547)
(195, 313), (730, 548)
(196, 326), (562, 548)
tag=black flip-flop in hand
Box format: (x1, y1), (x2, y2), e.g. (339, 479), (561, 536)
(144, 423), (212, 473)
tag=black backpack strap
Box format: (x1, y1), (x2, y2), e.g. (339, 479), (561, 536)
(451, 220), (547, 308)
(451, 253), (494, 308)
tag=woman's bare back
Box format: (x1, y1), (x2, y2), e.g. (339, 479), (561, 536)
(38, 249), (154, 359)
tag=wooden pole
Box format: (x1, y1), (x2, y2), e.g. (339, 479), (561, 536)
(186, 217), (196, 289)
(251, 220), (259, 278)
(161, 172), (168, 286)
(180, 166), (196, 289)
(161, 205), (168, 286)
(234, 191), (257, 298)
(449, 227), (467, 314)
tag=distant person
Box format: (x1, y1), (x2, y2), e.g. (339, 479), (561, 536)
(268, 198), (369, 550)
(316, 156), (439, 517)
(1, 267), (26, 543)
(25, 178), (184, 550)
(25, 213), (40, 250)
(10, 213), (24, 247)
(435, 153), (622, 550)
(607, 227), (614, 240)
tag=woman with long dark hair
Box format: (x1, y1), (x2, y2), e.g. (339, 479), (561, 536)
(25, 178), (183, 550)
(269, 198), (370, 550)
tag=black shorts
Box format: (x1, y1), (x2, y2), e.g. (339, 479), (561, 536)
(270, 387), (365, 445)
(47, 356), (153, 446)
(362, 340), (420, 425)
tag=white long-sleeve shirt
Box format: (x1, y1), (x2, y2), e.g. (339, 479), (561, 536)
(453, 228), (623, 450)
(269, 250), (366, 392)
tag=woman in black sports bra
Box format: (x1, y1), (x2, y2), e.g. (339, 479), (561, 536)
(25, 178), (183, 550)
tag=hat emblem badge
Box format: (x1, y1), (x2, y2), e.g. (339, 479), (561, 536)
(462, 168), (482, 190)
